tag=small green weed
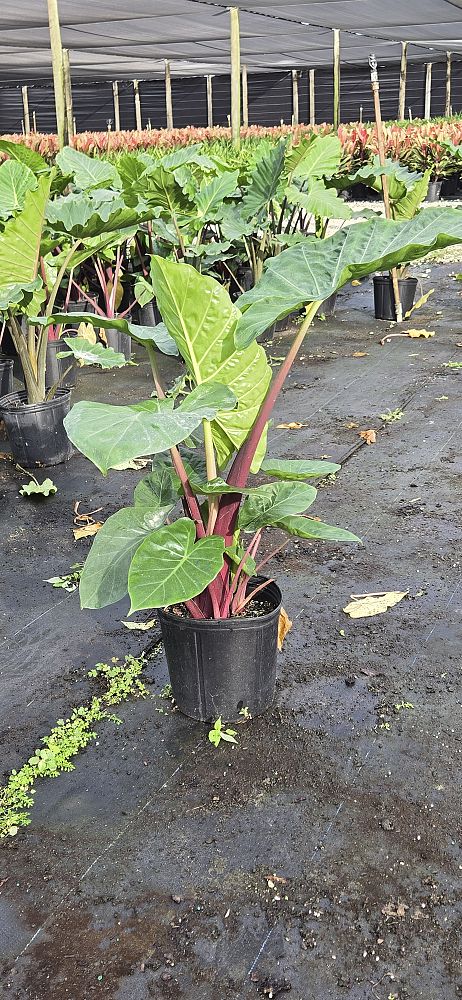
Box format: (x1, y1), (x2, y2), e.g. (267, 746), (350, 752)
(45, 564), (83, 593)
(239, 706), (251, 720)
(394, 701), (414, 712)
(443, 361), (462, 368)
(380, 408), (404, 423)
(0, 655), (148, 839)
(208, 718), (238, 747)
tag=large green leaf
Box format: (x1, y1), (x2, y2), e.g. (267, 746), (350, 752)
(150, 257), (271, 470)
(143, 164), (192, 214)
(64, 383), (236, 474)
(134, 462), (181, 508)
(238, 482), (317, 532)
(286, 180), (351, 221)
(285, 134), (342, 183)
(261, 458), (341, 479)
(56, 147), (121, 190)
(79, 505), (172, 609)
(275, 514), (360, 543)
(194, 170), (239, 222)
(46, 189), (126, 234)
(241, 140), (287, 220)
(41, 312), (178, 356)
(236, 207), (462, 346)
(0, 139), (48, 173)
(0, 173), (51, 292)
(0, 160), (37, 220)
(350, 157), (430, 220)
(57, 336), (130, 369)
(128, 518), (225, 611)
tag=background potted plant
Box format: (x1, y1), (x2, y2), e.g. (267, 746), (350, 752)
(50, 203), (462, 722)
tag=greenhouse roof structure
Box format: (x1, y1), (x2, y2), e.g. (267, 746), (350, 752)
(1, 0), (462, 82)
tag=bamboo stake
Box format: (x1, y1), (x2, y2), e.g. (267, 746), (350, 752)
(445, 51), (452, 117)
(62, 48), (74, 141)
(398, 41), (408, 120)
(112, 81), (120, 131)
(206, 75), (214, 126)
(165, 60), (173, 129)
(242, 64), (248, 127)
(46, 0), (66, 147)
(230, 6), (241, 148)
(424, 63), (432, 120)
(32, 111), (37, 132)
(309, 69), (315, 125)
(292, 70), (299, 126)
(21, 86), (30, 135)
(333, 28), (340, 129)
(369, 53), (402, 323)
(133, 79), (142, 130)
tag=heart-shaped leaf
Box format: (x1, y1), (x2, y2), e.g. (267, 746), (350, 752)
(275, 514), (360, 543)
(128, 519), (225, 611)
(261, 458), (341, 480)
(238, 482), (317, 532)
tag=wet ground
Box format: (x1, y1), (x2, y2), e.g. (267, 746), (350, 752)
(0, 265), (461, 1000)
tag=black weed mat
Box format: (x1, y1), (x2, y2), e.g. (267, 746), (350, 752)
(0, 268), (461, 1000)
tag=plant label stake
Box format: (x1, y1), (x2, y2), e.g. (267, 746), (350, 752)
(369, 53), (403, 323)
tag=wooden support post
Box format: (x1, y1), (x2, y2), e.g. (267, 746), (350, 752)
(309, 69), (315, 125)
(21, 86), (30, 135)
(333, 28), (340, 129)
(46, 0), (67, 147)
(369, 53), (402, 323)
(32, 111), (37, 132)
(133, 79), (142, 130)
(424, 62), (432, 120)
(398, 41), (408, 120)
(230, 6), (241, 149)
(242, 64), (248, 128)
(292, 70), (299, 126)
(165, 60), (174, 129)
(445, 51), (452, 117)
(112, 82), (120, 131)
(62, 48), (74, 141)
(206, 75), (214, 127)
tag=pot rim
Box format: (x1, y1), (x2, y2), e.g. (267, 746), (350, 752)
(373, 274), (417, 284)
(0, 387), (71, 413)
(159, 578), (282, 629)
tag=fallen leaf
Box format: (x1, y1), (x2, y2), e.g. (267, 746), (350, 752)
(351, 279), (361, 286)
(122, 618), (157, 631)
(435, 395), (448, 401)
(265, 874), (288, 887)
(73, 522), (103, 540)
(277, 607), (293, 650)
(407, 329), (435, 339)
(352, 351), (368, 357)
(404, 288), (434, 319)
(359, 429), (377, 445)
(19, 477), (57, 497)
(382, 900), (409, 920)
(344, 421), (359, 429)
(99, 327), (108, 346)
(343, 591), (408, 619)
(276, 422), (307, 430)
(112, 457), (150, 471)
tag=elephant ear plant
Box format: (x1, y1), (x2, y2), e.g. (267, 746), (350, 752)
(59, 206), (462, 722)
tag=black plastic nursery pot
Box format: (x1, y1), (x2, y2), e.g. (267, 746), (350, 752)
(0, 388), (73, 466)
(425, 180), (442, 203)
(0, 356), (14, 398)
(104, 328), (132, 361)
(158, 578), (282, 723)
(373, 275), (418, 321)
(46, 338), (77, 389)
(323, 291), (338, 317)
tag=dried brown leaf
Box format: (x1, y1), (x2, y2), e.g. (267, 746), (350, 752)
(276, 422), (307, 430)
(359, 429), (377, 445)
(352, 351), (368, 357)
(407, 329), (435, 339)
(277, 607), (293, 651)
(73, 521), (103, 540)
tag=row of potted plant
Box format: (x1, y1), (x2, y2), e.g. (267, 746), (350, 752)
(3, 118), (462, 180)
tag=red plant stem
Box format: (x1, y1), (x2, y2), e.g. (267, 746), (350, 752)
(70, 278), (104, 316)
(184, 598), (206, 620)
(213, 303), (321, 550)
(254, 537), (291, 574)
(220, 529), (262, 618)
(233, 577), (275, 615)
